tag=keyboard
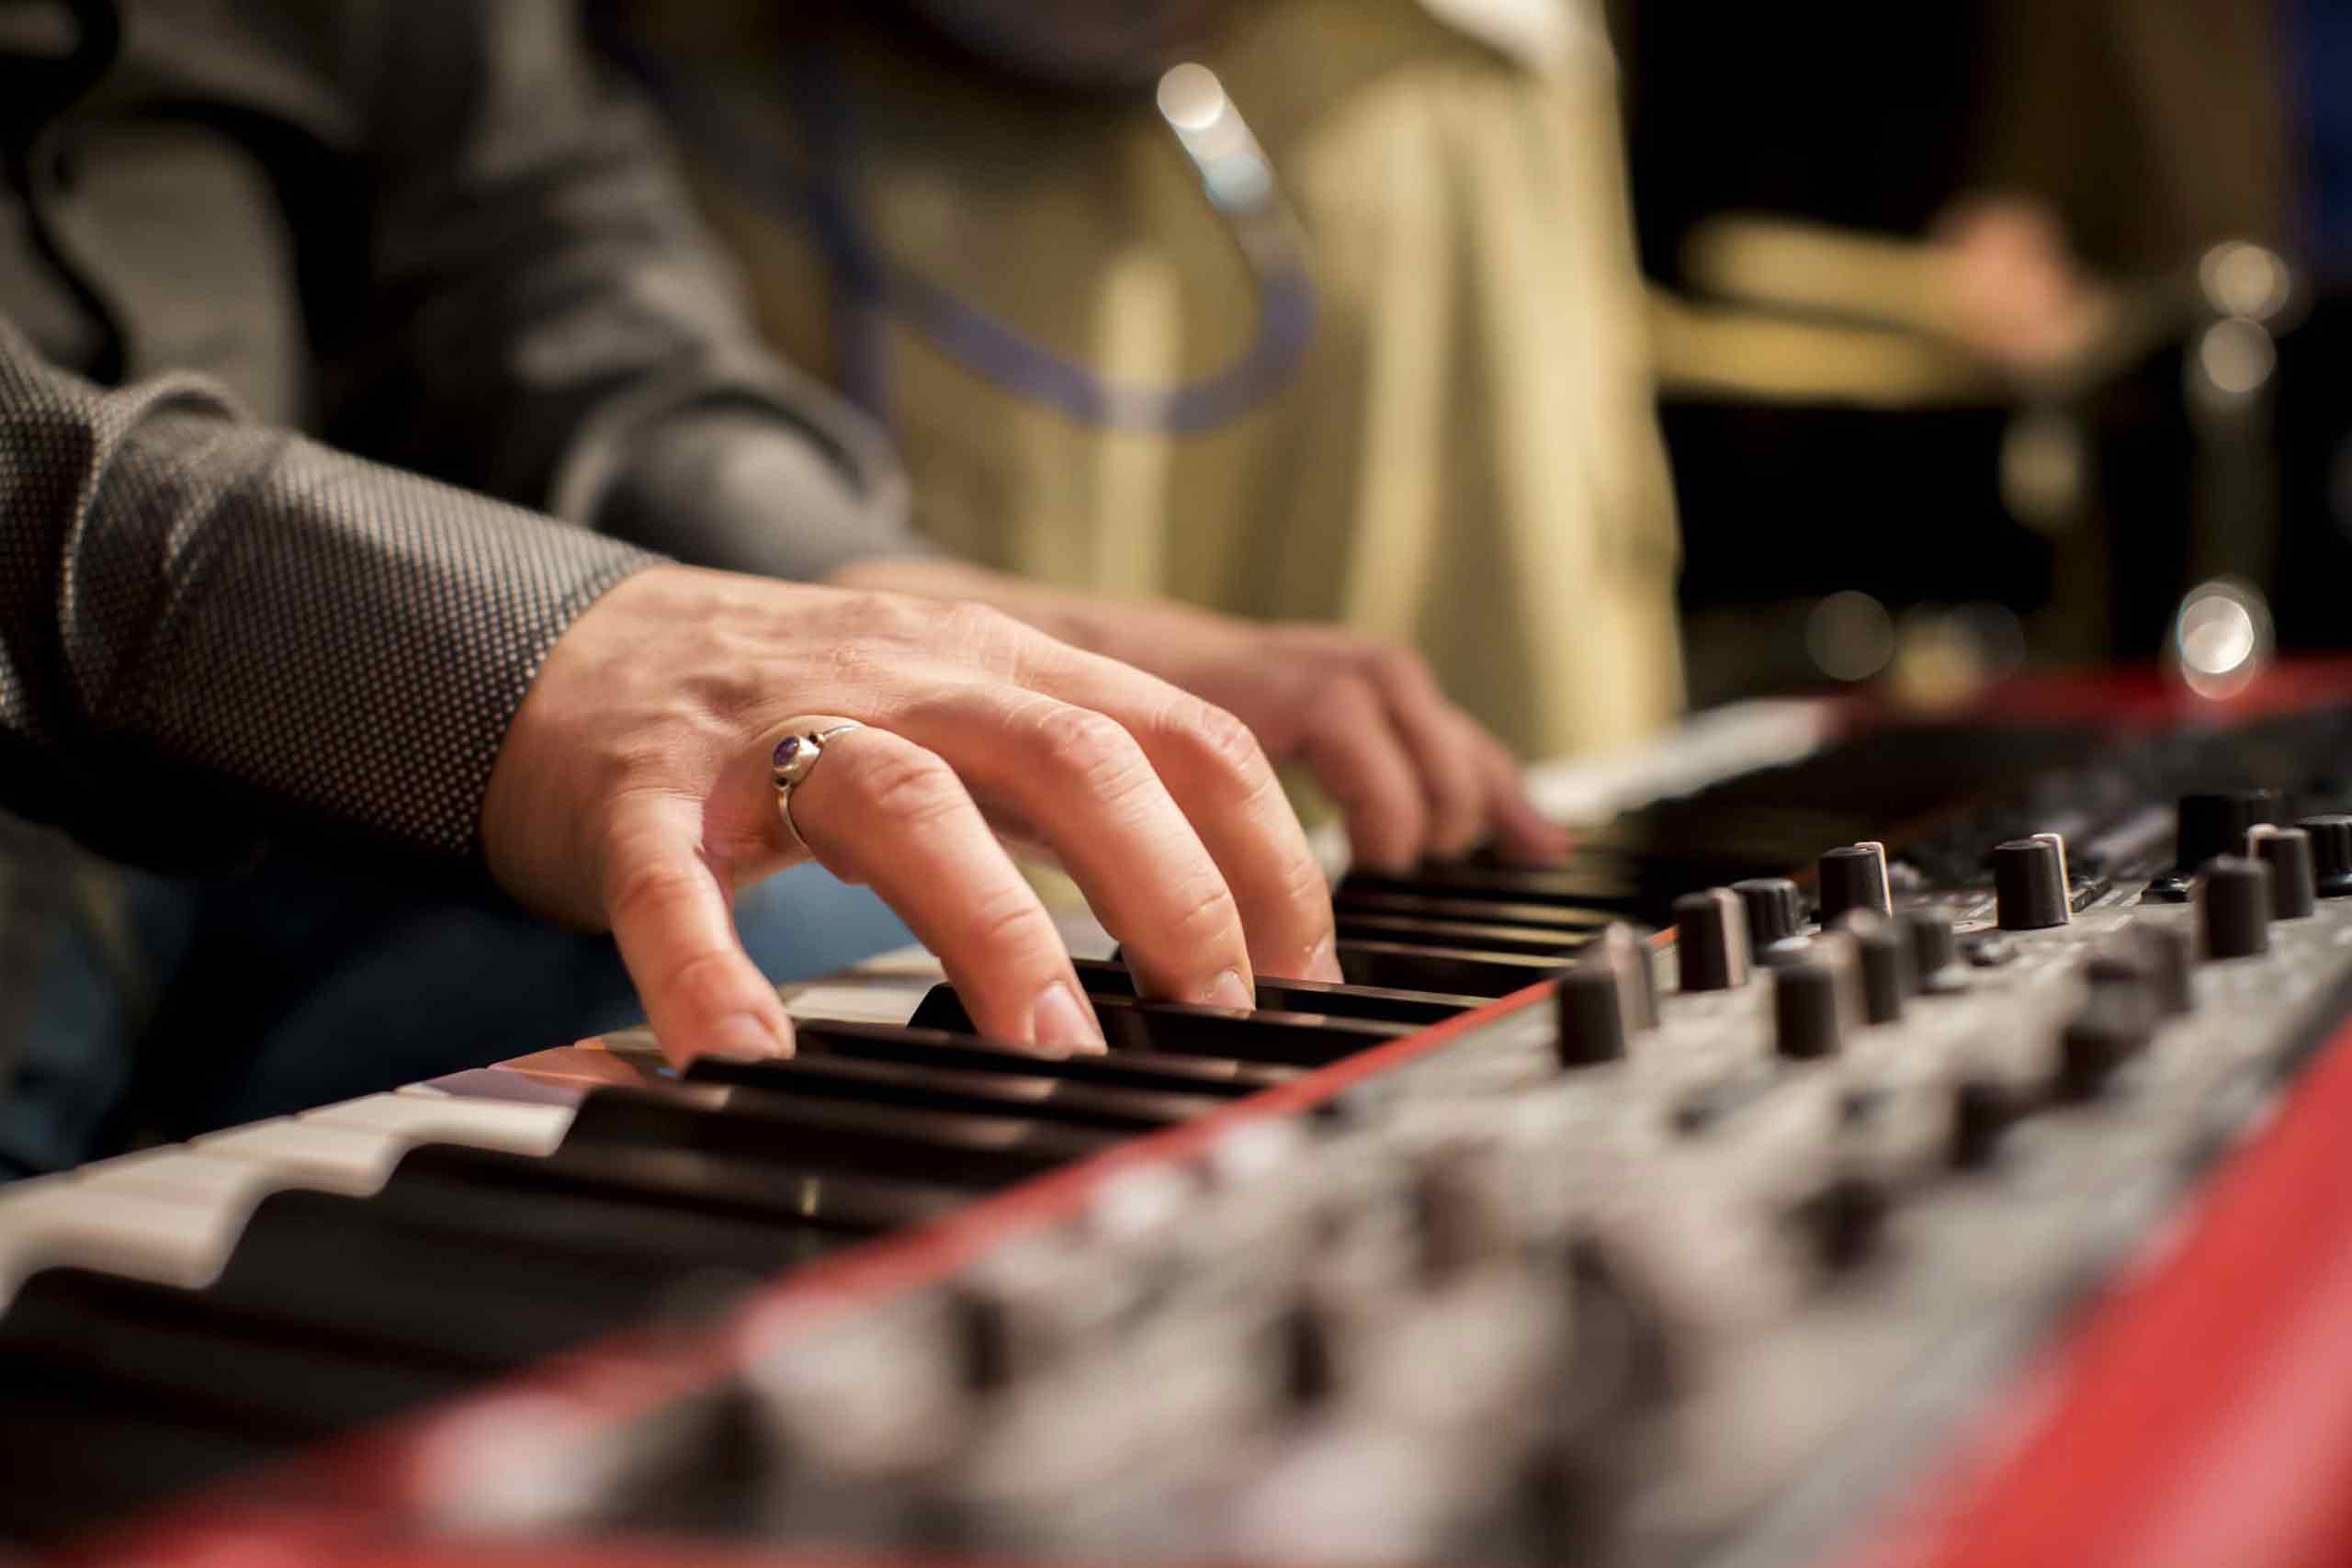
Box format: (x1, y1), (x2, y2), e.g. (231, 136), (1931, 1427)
(12, 670), (2352, 1566)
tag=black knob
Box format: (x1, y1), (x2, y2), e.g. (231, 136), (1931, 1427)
(1949, 1077), (2014, 1168)
(1413, 1143), (1510, 1284)
(2247, 825), (2318, 919)
(1993, 835), (2072, 931)
(1832, 910), (1913, 1023)
(1555, 925), (1655, 1068)
(1796, 1171), (1887, 1270)
(1774, 955), (1858, 1060)
(1733, 876), (1804, 953)
(2176, 790), (2281, 874)
(2085, 922), (2194, 1020)
(2196, 854), (2274, 961)
(1900, 908), (1962, 991)
(1816, 842), (1893, 924)
(1555, 970), (1631, 1067)
(2299, 814), (2352, 898)
(2055, 989), (2154, 1101)
(1276, 1285), (1344, 1409)
(2133, 920), (2197, 1016)
(1674, 888), (1751, 992)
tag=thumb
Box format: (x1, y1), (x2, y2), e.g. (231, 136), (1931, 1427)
(600, 791), (795, 1067)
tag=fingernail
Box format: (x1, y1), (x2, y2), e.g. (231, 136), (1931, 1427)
(1031, 983), (1107, 1054)
(1201, 968), (1253, 1010)
(1304, 936), (1344, 985)
(704, 1013), (789, 1062)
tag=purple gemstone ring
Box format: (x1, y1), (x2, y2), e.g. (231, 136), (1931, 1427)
(768, 719), (866, 851)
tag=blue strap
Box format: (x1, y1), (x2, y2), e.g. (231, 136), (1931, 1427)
(609, 24), (1319, 435)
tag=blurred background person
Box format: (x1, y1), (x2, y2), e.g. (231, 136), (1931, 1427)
(1617, 0), (2339, 705)
(595, 0), (1686, 764)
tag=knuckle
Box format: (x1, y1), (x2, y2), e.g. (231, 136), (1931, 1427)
(1030, 705), (1153, 796)
(1277, 845), (1332, 910)
(967, 883), (1051, 952)
(939, 599), (1023, 657)
(604, 855), (702, 927)
(1164, 877), (1245, 948)
(1164, 699), (1269, 780)
(651, 946), (752, 1008)
(839, 744), (971, 831)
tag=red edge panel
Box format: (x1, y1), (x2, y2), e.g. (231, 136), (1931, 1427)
(1852, 1011), (2352, 1568)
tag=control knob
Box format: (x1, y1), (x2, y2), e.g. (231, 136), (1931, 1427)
(2195, 854), (2274, 961)
(1992, 833), (2072, 931)
(2298, 814), (2352, 898)
(1816, 841), (1893, 924)
(2246, 824), (2318, 919)
(1673, 887), (1751, 992)
(1732, 876), (1806, 960)
(1555, 923), (1657, 1067)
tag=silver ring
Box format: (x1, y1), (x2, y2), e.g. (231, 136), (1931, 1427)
(770, 720), (865, 852)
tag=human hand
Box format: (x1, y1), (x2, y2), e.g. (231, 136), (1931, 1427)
(481, 566), (1341, 1066)
(1934, 196), (2114, 376)
(824, 560), (1570, 874)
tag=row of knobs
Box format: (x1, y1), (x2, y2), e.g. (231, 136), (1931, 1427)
(2160, 794), (2352, 901)
(1559, 801), (2348, 1069)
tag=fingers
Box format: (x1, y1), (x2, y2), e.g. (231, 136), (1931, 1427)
(963, 642), (1341, 985)
(883, 685), (1270, 1001)
(1360, 650), (1493, 861)
(787, 727), (1108, 1054)
(1306, 640), (1569, 870)
(1473, 730), (1573, 864)
(1299, 671), (1430, 874)
(602, 791), (796, 1069)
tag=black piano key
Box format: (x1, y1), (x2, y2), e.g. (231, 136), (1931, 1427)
(680, 1051), (1226, 1134)
(0, 1267), (474, 1438)
(1330, 888), (1611, 931)
(1331, 910), (1593, 959)
(1069, 955), (1480, 1026)
(562, 1081), (1114, 1190)
(1340, 862), (1647, 913)
(1090, 995), (1408, 1066)
(361, 1159), (836, 1278)
(182, 1186), (821, 1370)
(1331, 939), (1569, 997)
(391, 1140), (963, 1237)
(910, 986), (1408, 1067)
(791, 1018), (1296, 1097)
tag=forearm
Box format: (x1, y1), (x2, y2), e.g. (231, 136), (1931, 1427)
(596, 406), (939, 582)
(0, 321), (653, 872)
(346, 0), (928, 581)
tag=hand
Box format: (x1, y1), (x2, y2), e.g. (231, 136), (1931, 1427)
(1933, 196), (2114, 376)
(827, 560), (1570, 874)
(481, 566), (1341, 1066)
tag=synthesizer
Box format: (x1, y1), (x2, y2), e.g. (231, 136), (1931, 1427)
(8, 670), (2352, 1567)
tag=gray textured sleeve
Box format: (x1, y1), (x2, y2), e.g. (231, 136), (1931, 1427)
(330, 0), (936, 581)
(0, 319), (654, 872)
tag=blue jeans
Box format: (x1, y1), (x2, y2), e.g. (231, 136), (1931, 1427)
(0, 852), (911, 1179)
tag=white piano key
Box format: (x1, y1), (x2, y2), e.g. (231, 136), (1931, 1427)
(171, 1122), (413, 1196)
(298, 1092), (572, 1156)
(0, 1181), (253, 1304)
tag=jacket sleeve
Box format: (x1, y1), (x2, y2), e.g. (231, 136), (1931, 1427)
(0, 317), (653, 874)
(326, 0), (936, 582)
